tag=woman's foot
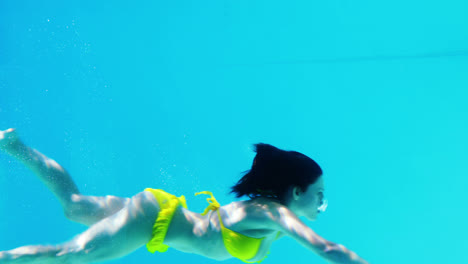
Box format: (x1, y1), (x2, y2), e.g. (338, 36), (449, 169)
(0, 128), (21, 151)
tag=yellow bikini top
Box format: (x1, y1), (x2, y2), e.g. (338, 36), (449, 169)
(196, 191), (277, 263)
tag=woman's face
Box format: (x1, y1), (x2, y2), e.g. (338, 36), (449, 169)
(295, 176), (326, 220)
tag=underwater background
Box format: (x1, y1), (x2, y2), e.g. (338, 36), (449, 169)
(1, 1), (467, 263)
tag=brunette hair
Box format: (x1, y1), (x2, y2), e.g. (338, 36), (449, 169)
(230, 143), (322, 201)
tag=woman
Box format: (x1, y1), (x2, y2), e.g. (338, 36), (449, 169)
(0, 128), (369, 264)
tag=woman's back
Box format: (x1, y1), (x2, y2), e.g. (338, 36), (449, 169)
(162, 195), (283, 262)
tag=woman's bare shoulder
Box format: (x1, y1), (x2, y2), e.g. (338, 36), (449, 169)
(222, 198), (288, 228)
(246, 197), (289, 215)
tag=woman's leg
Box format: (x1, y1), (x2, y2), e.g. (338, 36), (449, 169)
(0, 128), (130, 226)
(0, 191), (159, 264)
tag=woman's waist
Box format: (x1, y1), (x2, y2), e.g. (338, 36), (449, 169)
(164, 209), (275, 262)
(163, 208), (230, 257)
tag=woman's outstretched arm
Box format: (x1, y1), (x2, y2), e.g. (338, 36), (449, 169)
(270, 206), (369, 264)
(0, 191), (159, 264)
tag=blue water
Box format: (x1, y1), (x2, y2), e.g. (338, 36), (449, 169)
(1, 1), (468, 263)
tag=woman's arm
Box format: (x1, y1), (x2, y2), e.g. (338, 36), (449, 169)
(0, 191), (159, 264)
(270, 206), (369, 264)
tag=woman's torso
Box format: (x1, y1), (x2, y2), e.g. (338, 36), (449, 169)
(163, 198), (285, 262)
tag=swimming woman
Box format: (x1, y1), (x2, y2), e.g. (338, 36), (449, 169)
(0, 128), (369, 264)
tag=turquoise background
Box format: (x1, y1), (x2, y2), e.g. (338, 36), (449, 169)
(1, 1), (467, 263)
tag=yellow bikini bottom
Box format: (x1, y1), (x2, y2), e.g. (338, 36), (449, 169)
(144, 188), (187, 253)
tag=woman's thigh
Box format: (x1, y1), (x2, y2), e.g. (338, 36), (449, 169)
(65, 194), (131, 226)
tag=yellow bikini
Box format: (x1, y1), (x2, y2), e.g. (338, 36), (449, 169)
(144, 188), (276, 263)
(144, 188), (188, 254)
(195, 191), (268, 263)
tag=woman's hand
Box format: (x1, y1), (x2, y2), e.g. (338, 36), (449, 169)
(323, 243), (369, 264)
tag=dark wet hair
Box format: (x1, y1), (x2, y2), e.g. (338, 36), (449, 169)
(230, 143), (323, 202)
